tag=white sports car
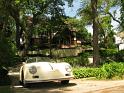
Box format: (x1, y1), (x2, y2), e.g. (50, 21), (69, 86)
(19, 57), (74, 86)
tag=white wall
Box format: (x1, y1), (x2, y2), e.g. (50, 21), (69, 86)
(119, 44), (124, 50)
(114, 35), (123, 44)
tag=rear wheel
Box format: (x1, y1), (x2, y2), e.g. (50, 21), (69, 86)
(61, 80), (69, 85)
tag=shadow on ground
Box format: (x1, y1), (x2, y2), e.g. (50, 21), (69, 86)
(0, 75), (11, 86)
(26, 81), (77, 89)
(2, 74), (77, 93)
(12, 82), (77, 93)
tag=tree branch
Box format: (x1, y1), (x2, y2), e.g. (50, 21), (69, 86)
(107, 12), (121, 24)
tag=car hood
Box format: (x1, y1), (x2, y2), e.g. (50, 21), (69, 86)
(24, 62), (50, 66)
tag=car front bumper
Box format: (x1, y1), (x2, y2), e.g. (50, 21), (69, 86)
(24, 76), (74, 84)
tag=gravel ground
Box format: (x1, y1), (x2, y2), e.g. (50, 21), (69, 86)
(10, 79), (124, 93)
(87, 85), (124, 93)
(5, 72), (124, 93)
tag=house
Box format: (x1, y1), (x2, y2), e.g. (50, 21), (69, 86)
(115, 32), (124, 50)
(52, 28), (81, 48)
(30, 29), (82, 49)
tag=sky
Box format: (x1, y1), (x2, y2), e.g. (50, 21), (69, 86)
(110, 6), (120, 30)
(64, 1), (121, 34)
(64, 0), (81, 17)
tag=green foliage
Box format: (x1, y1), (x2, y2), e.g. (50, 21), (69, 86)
(62, 57), (79, 67)
(121, 0), (124, 30)
(0, 38), (15, 67)
(100, 49), (117, 58)
(78, 52), (89, 66)
(99, 16), (115, 49)
(99, 49), (117, 64)
(99, 49), (124, 63)
(73, 62), (124, 79)
(65, 18), (91, 45)
(62, 52), (89, 67)
(73, 67), (99, 79)
(78, 1), (92, 25)
(115, 50), (124, 62)
(99, 62), (124, 79)
(0, 32), (20, 67)
(85, 49), (93, 56)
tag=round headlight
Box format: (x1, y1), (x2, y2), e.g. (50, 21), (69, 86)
(29, 66), (37, 74)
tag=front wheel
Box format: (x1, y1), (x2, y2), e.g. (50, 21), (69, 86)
(61, 80), (69, 85)
(20, 70), (28, 87)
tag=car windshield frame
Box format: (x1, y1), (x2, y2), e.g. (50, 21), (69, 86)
(26, 57), (52, 63)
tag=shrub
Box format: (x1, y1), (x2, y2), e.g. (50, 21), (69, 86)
(73, 62), (124, 79)
(99, 62), (124, 79)
(99, 49), (117, 65)
(78, 52), (89, 66)
(0, 37), (16, 67)
(100, 49), (117, 57)
(73, 67), (99, 79)
(115, 50), (124, 62)
(62, 57), (79, 67)
(62, 52), (89, 67)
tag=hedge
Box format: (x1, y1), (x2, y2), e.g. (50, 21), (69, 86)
(73, 62), (124, 79)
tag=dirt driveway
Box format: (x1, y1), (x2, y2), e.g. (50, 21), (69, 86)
(10, 79), (124, 93)
(4, 73), (124, 93)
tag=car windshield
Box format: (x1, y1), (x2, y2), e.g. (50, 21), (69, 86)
(26, 57), (52, 63)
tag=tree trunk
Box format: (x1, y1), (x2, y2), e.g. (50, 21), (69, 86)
(49, 29), (52, 58)
(15, 19), (21, 49)
(91, 0), (100, 66)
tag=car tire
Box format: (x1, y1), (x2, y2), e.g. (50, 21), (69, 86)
(20, 70), (24, 84)
(61, 80), (69, 85)
(22, 81), (28, 87)
(21, 70), (28, 87)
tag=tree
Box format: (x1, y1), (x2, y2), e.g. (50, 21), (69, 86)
(91, 0), (100, 66)
(0, 15), (16, 67)
(0, 0), (75, 62)
(79, 0), (100, 65)
(99, 16), (115, 49)
(0, 0), (74, 54)
(65, 17), (91, 45)
(121, 0), (124, 30)
(78, 0), (123, 65)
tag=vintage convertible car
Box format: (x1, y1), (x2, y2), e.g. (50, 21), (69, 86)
(19, 57), (73, 86)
